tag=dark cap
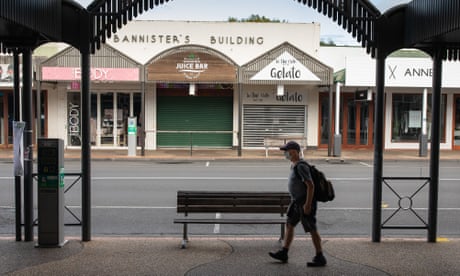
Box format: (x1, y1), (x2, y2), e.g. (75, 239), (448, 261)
(280, 141), (300, 152)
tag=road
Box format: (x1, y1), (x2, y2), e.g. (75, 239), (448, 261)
(0, 159), (459, 238)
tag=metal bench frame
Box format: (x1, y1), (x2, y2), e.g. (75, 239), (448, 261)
(174, 191), (291, 248)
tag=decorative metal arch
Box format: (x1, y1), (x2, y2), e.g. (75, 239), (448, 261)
(88, 0), (381, 55)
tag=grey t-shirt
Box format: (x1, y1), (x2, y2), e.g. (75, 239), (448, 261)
(288, 160), (313, 203)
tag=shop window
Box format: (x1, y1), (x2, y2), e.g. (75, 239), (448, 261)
(391, 94), (446, 142)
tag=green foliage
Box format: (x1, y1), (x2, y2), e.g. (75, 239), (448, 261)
(228, 14), (286, 23)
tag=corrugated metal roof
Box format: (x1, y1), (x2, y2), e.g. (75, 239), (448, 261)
(41, 43), (141, 68)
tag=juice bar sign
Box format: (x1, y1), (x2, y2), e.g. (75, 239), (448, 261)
(176, 54), (209, 80)
(251, 51), (320, 82)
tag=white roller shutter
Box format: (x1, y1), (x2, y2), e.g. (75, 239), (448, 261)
(243, 105), (306, 147)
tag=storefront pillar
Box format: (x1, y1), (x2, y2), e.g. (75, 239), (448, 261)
(419, 88), (428, 157)
(334, 82), (342, 157)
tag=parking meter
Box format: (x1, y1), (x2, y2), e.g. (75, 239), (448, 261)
(37, 138), (67, 247)
(128, 117), (137, 156)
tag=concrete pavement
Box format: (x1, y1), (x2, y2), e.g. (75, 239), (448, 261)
(1, 148), (459, 275)
(1, 236), (459, 275)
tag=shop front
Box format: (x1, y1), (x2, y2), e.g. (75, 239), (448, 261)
(240, 43), (333, 148)
(146, 45), (237, 148)
(1, 56), (45, 148)
(344, 55), (460, 150)
(41, 44), (142, 148)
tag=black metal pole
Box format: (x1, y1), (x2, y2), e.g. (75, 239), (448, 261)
(328, 85), (333, 157)
(81, 50), (92, 242)
(372, 55), (386, 242)
(22, 48), (34, 242)
(428, 48), (442, 243)
(13, 50), (22, 241)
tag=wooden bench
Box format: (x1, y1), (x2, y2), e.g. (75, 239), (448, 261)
(174, 190), (291, 248)
(264, 136), (307, 158)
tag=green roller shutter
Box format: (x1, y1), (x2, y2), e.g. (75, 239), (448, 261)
(157, 96), (233, 147)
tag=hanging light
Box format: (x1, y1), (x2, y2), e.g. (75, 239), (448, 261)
(189, 83), (196, 96)
(277, 84), (284, 96)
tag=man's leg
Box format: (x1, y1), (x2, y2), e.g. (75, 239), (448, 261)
(269, 223), (295, 263)
(283, 223), (295, 249)
(307, 230), (327, 267)
(310, 229), (322, 254)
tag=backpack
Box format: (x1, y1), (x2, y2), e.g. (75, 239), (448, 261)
(294, 160), (335, 202)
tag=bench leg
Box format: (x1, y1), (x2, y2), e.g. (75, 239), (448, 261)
(181, 223), (188, 249)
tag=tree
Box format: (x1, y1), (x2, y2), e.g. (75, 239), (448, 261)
(228, 14), (286, 23)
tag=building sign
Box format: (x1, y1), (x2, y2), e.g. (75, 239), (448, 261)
(176, 54), (209, 80)
(250, 51), (320, 82)
(147, 51), (237, 83)
(42, 67), (140, 82)
(346, 57), (460, 88)
(243, 88), (307, 105)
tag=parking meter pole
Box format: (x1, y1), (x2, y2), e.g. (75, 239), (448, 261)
(128, 117), (137, 156)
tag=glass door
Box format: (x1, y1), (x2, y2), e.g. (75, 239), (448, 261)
(342, 94), (374, 148)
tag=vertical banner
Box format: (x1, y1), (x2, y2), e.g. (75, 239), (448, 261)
(13, 121), (25, 176)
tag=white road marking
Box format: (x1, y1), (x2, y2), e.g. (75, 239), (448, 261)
(359, 162), (373, 167)
(213, 213), (221, 234)
(206, 161), (210, 167)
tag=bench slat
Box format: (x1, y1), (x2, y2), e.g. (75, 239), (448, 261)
(174, 218), (285, 224)
(178, 198), (291, 206)
(177, 206), (288, 213)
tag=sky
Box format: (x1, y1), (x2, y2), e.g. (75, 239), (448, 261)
(76, 0), (410, 46)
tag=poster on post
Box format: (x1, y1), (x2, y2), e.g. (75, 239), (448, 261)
(13, 121), (25, 176)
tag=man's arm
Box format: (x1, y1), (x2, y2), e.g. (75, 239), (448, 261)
(303, 179), (314, 215)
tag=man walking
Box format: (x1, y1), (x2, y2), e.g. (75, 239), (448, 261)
(269, 141), (326, 267)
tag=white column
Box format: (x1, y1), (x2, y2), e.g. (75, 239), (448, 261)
(335, 82), (341, 135)
(422, 88), (428, 136)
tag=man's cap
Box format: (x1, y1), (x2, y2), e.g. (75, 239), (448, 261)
(280, 141), (300, 151)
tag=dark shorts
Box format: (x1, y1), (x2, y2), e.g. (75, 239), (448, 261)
(286, 201), (317, 233)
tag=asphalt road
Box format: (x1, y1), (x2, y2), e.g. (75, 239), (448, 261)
(1, 159), (459, 238)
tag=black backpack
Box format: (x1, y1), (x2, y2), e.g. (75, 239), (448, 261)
(294, 160), (335, 202)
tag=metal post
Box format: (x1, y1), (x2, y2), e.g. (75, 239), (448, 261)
(428, 48), (442, 243)
(13, 50), (22, 241)
(140, 81), (146, 156)
(22, 48), (34, 242)
(372, 55), (386, 242)
(81, 50), (92, 242)
(328, 85), (333, 156)
(238, 83), (243, 157)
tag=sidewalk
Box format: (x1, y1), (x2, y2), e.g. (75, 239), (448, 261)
(1, 147), (459, 162)
(2, 148), (459, 275)
(1, 236), (459, 275)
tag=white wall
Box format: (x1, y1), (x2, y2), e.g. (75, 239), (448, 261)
(106, 21), (321, 65)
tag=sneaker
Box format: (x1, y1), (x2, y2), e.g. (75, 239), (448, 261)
(307, 254), (327, 267)
(269, 249), (288, 263)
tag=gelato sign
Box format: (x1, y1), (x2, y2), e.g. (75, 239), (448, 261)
(176, 54), (209, 80)
(251, 51), (320, 82)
